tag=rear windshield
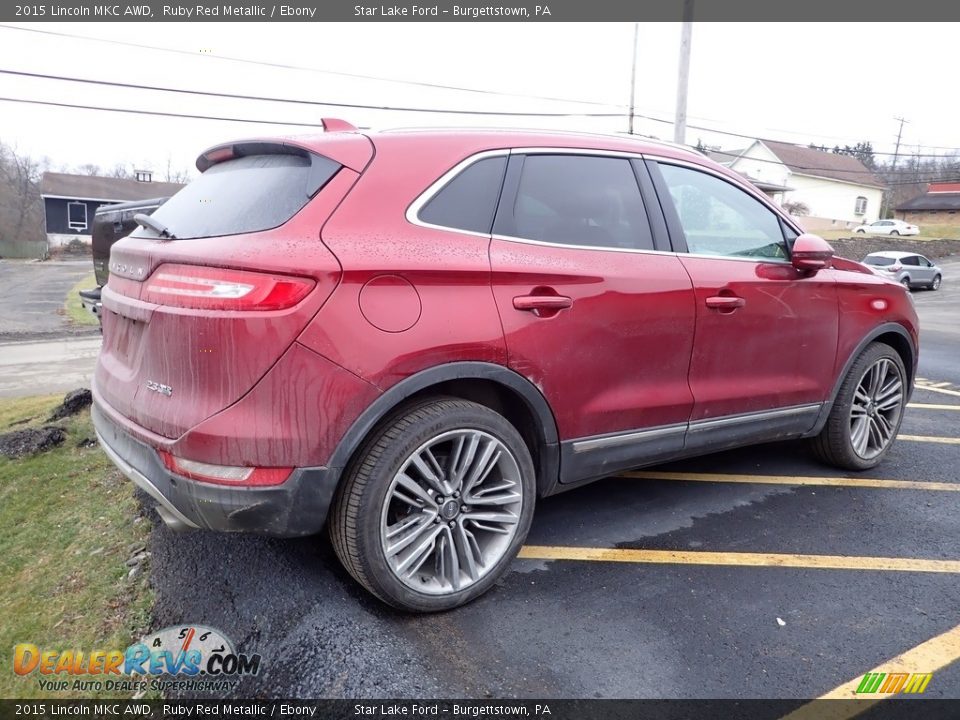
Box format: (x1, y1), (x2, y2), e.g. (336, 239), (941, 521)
(137, 153), (339, 240)
(864, 256), (896, 266)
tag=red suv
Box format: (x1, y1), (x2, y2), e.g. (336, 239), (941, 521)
(93, 121), (918, 611)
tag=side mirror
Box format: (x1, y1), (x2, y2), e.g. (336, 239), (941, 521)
(792, 233), (835, 273)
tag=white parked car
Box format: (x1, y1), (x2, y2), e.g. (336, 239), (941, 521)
(854, 219), (919, 236)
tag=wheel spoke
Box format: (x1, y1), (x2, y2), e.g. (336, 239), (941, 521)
(874, 412), (894, 445)
(869, 360), (889, 398)
(851, 416), (870, 456)
(410, 450), (451, 496)
(461, 440), (501, 496)
(434, 528), (461, 591)
(465, 479), (521, 506)
(385, 513), (438, 556)
(452, 522), (481, 580)
(467, 510), (519, 526)
(394, 473), (438, 508)
(394, 524), (445, 576)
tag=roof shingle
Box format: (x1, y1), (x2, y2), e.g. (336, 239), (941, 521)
(40, 172), (185, 202)
(759, 140), (884, 189)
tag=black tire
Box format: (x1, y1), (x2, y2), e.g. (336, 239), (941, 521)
(329, 397), (536, 612)
(811, 342), (907, 470)
(900, 276), (911, 290)
(931, 274), (942, 291)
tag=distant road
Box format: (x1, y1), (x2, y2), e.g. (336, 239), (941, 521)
(0, 336), (101, 398)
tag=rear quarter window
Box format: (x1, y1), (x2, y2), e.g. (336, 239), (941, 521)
(138, 153), (340, 240)
(417, 156), (508, 234)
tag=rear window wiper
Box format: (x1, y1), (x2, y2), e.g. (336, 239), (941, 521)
(134, 213), (177, 239)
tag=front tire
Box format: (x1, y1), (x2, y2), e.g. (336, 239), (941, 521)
(811, 342), (907, 470)
(931, 274), (942, 291)
(329, 398), (536, 612)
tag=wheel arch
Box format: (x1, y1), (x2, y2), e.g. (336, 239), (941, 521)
(808, 322), (916, 436)
(325, 362), (561, 500)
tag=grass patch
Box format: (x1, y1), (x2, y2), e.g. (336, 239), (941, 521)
(0, 395), (153, 698)
(64, 272), (100, 328)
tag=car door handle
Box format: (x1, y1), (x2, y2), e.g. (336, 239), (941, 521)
(513, 294), (573, 313)
(705, 295), (745, 310)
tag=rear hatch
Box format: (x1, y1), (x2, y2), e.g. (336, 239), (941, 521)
(95, 137), (370, 440)
(91, 198), (168, 287)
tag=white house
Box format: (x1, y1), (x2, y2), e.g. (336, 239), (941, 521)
(711, 140), (885, 230)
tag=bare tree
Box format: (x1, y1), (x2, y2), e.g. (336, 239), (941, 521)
(76, 163), (103, 176)
(0, 142), (46, 246)
(163, 155), (191, 184)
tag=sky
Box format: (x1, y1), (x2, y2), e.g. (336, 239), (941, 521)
(0, 22), (956, 181)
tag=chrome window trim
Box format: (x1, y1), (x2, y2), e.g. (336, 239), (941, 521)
(405, 149), (510, 239)
(405, 146), (803, 264)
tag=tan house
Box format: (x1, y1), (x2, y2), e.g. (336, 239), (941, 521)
(896, 182), (960, 226)
(711, 140), (885, 231)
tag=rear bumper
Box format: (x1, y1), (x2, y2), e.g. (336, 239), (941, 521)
(78, 287), (102, 317)
(92, 401), (337, 537)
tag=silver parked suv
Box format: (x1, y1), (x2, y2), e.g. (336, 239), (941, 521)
(863, 251), (942, 291)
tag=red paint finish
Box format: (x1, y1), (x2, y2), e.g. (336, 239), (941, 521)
(93, 126), (919, 499)
(489, 241), (696, 438)
(680, 257), (839, 420)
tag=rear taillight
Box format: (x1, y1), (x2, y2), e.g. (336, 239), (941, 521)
(142, 264), (315, 311)
(159, 450), (292, 487)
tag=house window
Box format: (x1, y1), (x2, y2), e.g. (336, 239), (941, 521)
(67, 201), (88, 231)
(854, 196), (868, 215)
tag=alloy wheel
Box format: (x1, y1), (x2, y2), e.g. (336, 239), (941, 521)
(380, 429), (523, 595)
(849, 357), (904, 460)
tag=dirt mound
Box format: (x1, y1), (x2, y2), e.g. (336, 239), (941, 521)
(48, 388), (92, 421)
(0, 426), (66, 459)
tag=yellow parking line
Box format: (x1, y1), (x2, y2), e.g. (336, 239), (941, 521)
(620, 470), (959, 492)
(915, 383), (960, 398)
(518, 546), (960, 573)
(908, 402), (960, 411)
(900, 434), (960, 445)
(780, 623), (960, 720)
(927, 381), (954, 388)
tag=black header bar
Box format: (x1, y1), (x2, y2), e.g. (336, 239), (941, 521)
(5, 0), (960, 22)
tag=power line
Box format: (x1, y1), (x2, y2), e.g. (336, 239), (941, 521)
(0, 96), (327, 128)
(0, 68), (623, 118)
(0, 92), (952, 186)
(8, 65), (960, 160)
(0, 23), (627, 111)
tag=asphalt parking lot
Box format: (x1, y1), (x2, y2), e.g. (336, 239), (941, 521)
(0, 259), (95, 339)
(0, 257), (956, 701)
(138, 258), (960, 702)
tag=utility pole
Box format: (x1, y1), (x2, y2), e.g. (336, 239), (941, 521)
(890, 116), (909, 170)
(628, 23), (639, 135)
(882, 116), (909, 218)
(673, 0), (694, 145)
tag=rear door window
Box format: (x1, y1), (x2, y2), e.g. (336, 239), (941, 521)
(137, 153), (340, 240)
(495, 154), (654, 251)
